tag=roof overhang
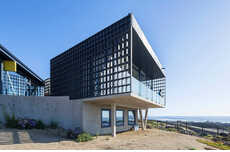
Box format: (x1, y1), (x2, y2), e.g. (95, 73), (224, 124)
(76, 93), (164, 109)
(0, 44), (44, 85)
(131, 14), (166, 78)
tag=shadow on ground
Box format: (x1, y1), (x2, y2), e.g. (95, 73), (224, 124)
(0, 129), (68, 145)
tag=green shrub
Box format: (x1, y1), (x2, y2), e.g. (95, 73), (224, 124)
(35, 120), (45, 129)
(49, 121), (58, 129)
(5, 113), (19, 128)
(76, 133), (93, 142)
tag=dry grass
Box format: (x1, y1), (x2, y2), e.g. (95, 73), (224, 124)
(197, 139), (230, 150)
(0, 128), (216, 150)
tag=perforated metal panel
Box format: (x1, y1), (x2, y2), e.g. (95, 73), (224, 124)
(51, 14), (166, 104)
(51, 15), (132, 99)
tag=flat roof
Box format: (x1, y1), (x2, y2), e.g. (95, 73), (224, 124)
(131, 14), (166, 77)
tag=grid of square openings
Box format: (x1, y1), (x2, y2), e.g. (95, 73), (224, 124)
(2, 71), (44, 96)
(2, 71), (27, 95)
(77, 33), (131, 98)
(78, 16), (132, 98)
(50, 14), (131, 99)
(152, 78), (166, 98)
(91, 32), (131, 97)
(50, 50), (74, 96)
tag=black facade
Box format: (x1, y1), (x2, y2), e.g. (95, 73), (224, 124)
(51, 15), (131, 99)
(51, 14), (166, 104)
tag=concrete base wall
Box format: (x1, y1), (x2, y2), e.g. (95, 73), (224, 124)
(0, 95), (82, 129)
(0, 95), (138, 135)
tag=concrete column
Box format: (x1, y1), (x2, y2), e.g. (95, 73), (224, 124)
(139, 108), (145, 130)
(135, 109), (138, 126)
(111, 103), (116, 137)
(144, 108), (148, 129)
(124, 109), (128, 129)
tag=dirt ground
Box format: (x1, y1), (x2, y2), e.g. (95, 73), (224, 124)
(0, 128), (215, 150)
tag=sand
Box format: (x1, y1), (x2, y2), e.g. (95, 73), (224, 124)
(0, 128), (215, 150)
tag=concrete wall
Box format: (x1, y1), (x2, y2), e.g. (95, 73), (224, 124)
(82, 103), (137, 135)
(0, 95), (138, 135)
(0, 95), (82, 129)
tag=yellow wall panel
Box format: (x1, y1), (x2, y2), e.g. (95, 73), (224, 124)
(3, 60), (17, 72)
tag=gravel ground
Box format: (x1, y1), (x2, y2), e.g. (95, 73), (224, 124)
(0, 128), (215, 150)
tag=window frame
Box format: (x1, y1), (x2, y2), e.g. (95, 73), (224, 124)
(116, 109), (124, 127)
(101, 109), (111, 128)
(128, 110), (136, 126)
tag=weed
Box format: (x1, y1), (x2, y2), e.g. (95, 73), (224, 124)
(35, 120), (46, 129)
(5, 113), (19, 128)
(76, 133), (93, 142)
(197, 139), (230, 150)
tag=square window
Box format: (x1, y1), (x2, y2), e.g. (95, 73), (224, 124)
(126, 41), (128, 47)
(114, 74), (117, 80)
(127, 85), (130, 92)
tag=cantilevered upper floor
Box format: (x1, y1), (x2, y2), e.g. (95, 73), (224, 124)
(51, 13), (166, 108)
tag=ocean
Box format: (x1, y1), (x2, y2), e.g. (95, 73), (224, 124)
(148, 116), (230, 123)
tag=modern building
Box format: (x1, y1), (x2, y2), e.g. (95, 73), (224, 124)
(0, 44), (44, 96)
(44, 78), (51, 96)
(51, 14), (166, 136)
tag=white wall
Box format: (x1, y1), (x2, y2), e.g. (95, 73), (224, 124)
(82, 103), (137, 135)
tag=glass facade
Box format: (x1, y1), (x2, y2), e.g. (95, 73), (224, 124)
(131, 64), (166, 107)
(128, 110), (135, 125)
(101, 109), (111, 128)
(116, 110), (124, 126)
(0, 61), (44, 96)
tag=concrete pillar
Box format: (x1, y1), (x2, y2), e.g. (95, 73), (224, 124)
(144, 108), (148, 129)
(124, 109), (128, 129)
(135, 109), (138, 125)
(111, 103), (116, 137)
(139, 108), (145, 130)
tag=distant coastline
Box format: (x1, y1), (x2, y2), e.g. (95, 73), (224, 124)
(148, 116), (230, 123)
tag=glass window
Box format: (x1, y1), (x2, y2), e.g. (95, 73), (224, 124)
(116, 110), (124, 126)
(101, 109), (111, 128)
(126, 33), (129, 39)
(128, 110), (135, 125)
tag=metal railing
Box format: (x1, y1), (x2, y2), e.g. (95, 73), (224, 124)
(131, 76), (165, 107)
(151, 120), (230, 136)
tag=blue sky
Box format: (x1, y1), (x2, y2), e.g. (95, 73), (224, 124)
(1, 0), (229, 116)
